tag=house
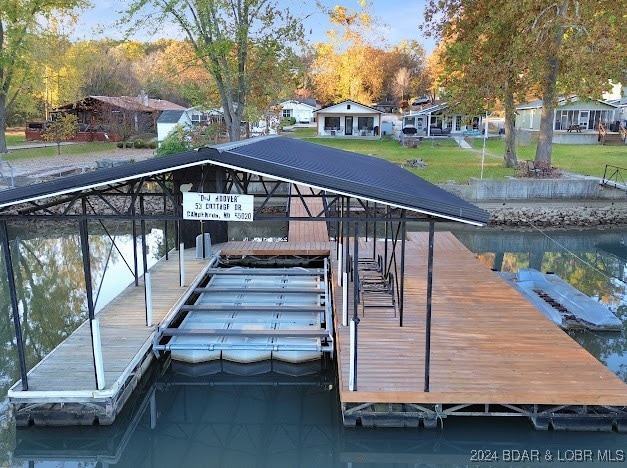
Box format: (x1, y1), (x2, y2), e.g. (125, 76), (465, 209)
(156, 107), (225, 144)
(516, 96), (619, 144)
(401, 102), (481, 137)
(279, 99), (317, 124)
(26, 95), (185, 142)
(314, 100), (383, 137)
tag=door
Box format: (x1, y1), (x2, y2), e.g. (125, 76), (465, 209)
(345, 116), (353, 135)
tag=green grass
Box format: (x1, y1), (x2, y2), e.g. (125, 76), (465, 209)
(300, 136), (515, 184)
(470, 138), (627, 179)
(3, 141), (122, 161)
(6, 130), (26, 146)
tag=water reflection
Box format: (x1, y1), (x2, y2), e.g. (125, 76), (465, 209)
(11, 364), (627, 468)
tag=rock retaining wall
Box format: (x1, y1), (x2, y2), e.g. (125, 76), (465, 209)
(488, 205), (627, 227)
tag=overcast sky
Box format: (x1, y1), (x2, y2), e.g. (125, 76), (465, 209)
(74, 0), (436, 54)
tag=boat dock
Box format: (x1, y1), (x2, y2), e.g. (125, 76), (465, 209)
(334, 232), (627, 430)
(9, 233), (627, 429)
(8, 248), (209, 425)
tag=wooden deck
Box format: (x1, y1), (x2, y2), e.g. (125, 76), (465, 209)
(9, 249), (209, 422)
(287, 184), (329, 243)
(334, 231), (627, 426)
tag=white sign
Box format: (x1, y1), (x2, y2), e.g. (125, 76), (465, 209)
(182, 192), (254, 222)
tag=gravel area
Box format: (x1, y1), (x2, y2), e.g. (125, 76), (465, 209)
(6, 147), (155, 183)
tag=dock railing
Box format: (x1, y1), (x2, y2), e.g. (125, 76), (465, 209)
(601, 164), (627, 191)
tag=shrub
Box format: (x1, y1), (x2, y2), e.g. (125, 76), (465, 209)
(133, 140), (146, 149)
(116, 142), (124, 148)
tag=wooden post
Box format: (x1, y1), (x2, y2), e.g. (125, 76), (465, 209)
(179, 243), (185, 287)
(91, 317), (106, 390)
(145, 271), (153, 327)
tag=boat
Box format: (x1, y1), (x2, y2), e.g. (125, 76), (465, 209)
(499, 268), (622, 331)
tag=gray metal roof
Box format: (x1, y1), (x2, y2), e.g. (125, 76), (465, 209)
(0, 136), (489, 225)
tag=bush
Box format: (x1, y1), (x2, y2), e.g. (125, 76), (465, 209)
(133, 139), (146, 149)
(148, 142), (157, 149)
(116, 142), (124, 148)
(280, 117), (296, 127)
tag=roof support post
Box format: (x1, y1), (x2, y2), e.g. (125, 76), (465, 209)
(384, 205), (390, 277)
(399, 210), (407, 327)
(132, 204), (139, 287)
(350, 221), (360, 391)
(79, 217), (104, 389)
(345, 197), (351, 283)
(1, 221), (29, 390)
(424, 220), (435, 392)
(163, 179), (169, 261)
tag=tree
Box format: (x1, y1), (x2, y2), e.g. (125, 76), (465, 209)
(424, 0), (626, 167)
(0, 0), (88, 154)
(41, 113), (78, 155)
(310, 2), (386, 105)
(124, 0), (304, 141)
(392, 67), (412, 102)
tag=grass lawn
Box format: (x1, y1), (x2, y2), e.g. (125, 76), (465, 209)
(3, 141), (122, 161)
(471, 137), (627, 179)
(5, 129), (26, 146)
(290, 127), (626, 184)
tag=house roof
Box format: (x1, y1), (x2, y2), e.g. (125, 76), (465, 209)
(0, 136), (488, 226)
(157, 110), (186, 124)
(517, 96), (619, 110)
(406, 102), (448, 116)
(314, 100), (383, 114)
(55, 96), (185, 113)
(281, 99), (317, 109)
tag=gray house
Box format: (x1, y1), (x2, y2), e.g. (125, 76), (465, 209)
(516, 96), (619, 144)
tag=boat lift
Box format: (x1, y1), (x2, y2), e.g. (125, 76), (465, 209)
(153, 257), (334, 364)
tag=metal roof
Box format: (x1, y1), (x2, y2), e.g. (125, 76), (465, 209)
(0, 136), (489, 225)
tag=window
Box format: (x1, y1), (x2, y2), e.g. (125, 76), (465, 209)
(347, 104), (351, 109)
(554, 110), (578, 130)
(358, 116), (374, 130)
(282, 109), (292, 118)
(324, 116), (340, 130)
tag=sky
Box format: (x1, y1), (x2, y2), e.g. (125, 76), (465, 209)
(74, 0), (436, 54)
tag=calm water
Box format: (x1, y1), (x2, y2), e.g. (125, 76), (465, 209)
(1, 222), (626, 467)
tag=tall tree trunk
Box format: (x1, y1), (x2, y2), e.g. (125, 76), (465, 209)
(535, 0), (568, 165)
(503, 83), (517, 168)
(0, 93), (7, 154)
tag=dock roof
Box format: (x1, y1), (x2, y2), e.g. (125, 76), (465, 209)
(0, 136), (489, 225)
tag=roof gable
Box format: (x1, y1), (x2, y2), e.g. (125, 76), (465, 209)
(315, 100), (383, 115)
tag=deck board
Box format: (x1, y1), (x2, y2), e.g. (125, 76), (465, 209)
(334, 232), (627, 407)
(9, 248), (208, 396)
(287, 185), (329, 243)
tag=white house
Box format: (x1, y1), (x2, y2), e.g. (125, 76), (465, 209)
(280, 99), (317, 124)
(314, 100), (383, 137)
(156, 107), (224, 144)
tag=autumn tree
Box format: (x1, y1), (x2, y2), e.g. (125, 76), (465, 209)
(0, 0), (88, 154)
(311, 2), (388, 105)
(41, 113), (78, 155)
(424, 2), (528, 168)
(124, 0), (304, 141)
(424, 0), (626, 166)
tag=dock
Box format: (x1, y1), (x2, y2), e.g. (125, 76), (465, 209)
(333, 231), (627, 429)
(8, 248), (209, 425)
(8, 233), (627, 429)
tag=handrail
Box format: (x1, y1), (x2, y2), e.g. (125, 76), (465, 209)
(598, 122), (607, 143)
(620, 123), (627, 143)
(601, 164), (627, 190)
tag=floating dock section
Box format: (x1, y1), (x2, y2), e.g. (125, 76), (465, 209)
(334, 232), (627, 431)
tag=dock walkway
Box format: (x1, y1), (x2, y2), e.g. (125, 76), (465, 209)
(334, 231), (627, 429)
(287, 184), (329, 243)
(9, 248), (208, 425)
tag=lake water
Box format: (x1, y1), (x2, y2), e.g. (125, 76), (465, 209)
(0, 223), (626, 467)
